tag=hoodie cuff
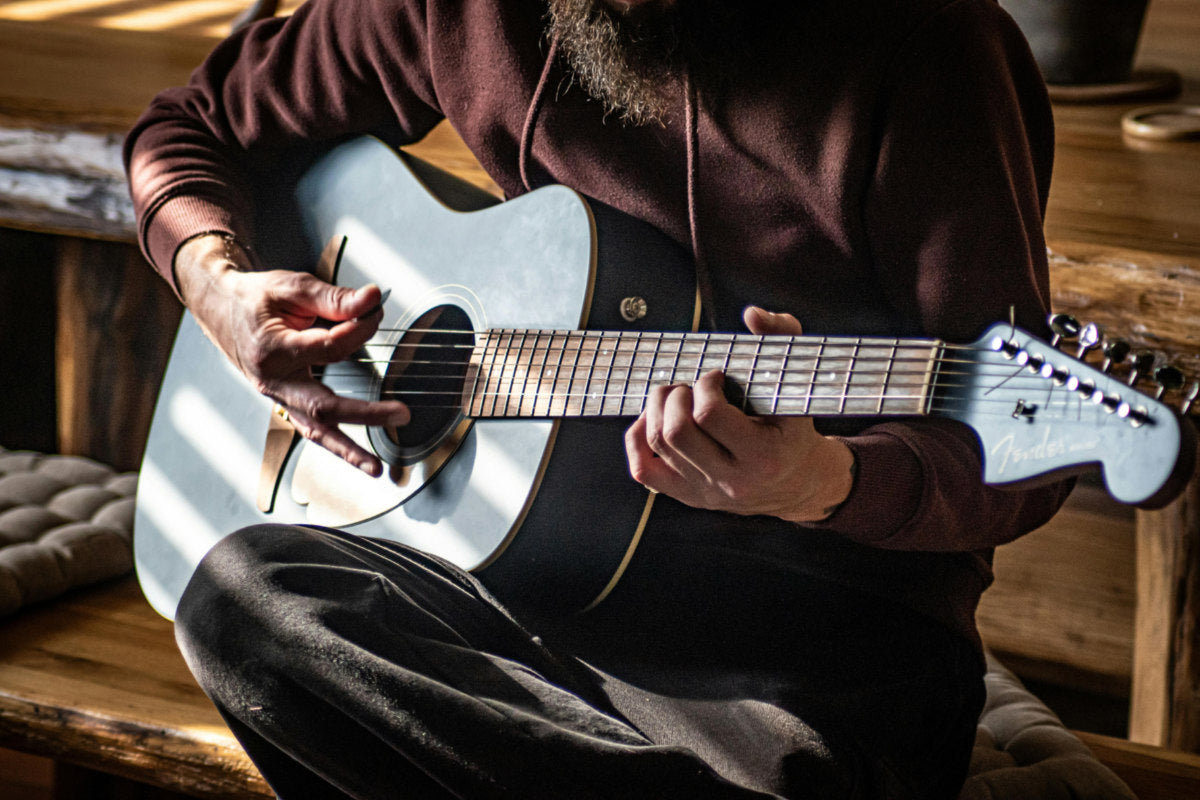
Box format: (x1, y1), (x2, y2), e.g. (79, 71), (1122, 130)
(813, 430), (925, 545)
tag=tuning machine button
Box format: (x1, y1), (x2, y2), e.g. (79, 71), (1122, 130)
(1182, 382), (1200, 415)
(1102, 338), (1131, 373)
(1126, 351), (1156, 386)
(1154, 364), (1185, 400)
(1048, 313), (1081, 348)
(1076, 322), (1103, 358)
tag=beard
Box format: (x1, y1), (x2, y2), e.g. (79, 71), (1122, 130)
(545, 0), (750, 125)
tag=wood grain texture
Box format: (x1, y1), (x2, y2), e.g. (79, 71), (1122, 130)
(55, 237), (182, 471)
(1129, 478), (1200, 751)
(1076, 731), (1200, 800)
(1046, 241), (1200, 385)
(977, 485), (1137, 687)
(0, 578), (270, 798)
(1044, 0), (1200, 262)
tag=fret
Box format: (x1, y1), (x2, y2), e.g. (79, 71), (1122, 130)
(527, 331), (554, 417)
(693, 332), (710, 386)
(464, 332), (488, 418)
(839, 339), (860, 415)
(875, 339), (938, 415)
(630, 332), (664, 414)
(577, 333), (600, 415)
(564, 332), (587, 416)
(611, 334), (632, 414)
(596, 335), (621, 415)
(545, 332), (570, 417)
(504, 330), (531, 417)
(877, 342), (895, 415)
(743, 335), (764, 413)
(483, 330), (510, 418)
(773, 338), (790, 414)
(513, 330), (537, 417)
(655, 333), (684, 387)
(805, 339), (821, 414)
(620, 332), (646, 415)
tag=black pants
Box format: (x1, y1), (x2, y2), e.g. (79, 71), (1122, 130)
(176, 524), (983, 799)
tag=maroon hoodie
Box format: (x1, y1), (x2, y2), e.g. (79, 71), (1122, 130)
(125, 0), (1068, 645)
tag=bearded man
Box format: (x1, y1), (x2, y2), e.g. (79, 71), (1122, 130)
(125, 0), (1067, 796)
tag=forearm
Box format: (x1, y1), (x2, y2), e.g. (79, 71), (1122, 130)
(124, 0), (442, 291)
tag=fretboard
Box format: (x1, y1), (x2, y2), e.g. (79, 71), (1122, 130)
(463, 330), (942, 419)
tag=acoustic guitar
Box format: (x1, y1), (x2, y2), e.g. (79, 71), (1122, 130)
(134, 136), (1194, 620)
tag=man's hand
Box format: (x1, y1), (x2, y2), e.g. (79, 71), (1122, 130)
(625, 306), (855, 523)
(174, 234), (410, 477)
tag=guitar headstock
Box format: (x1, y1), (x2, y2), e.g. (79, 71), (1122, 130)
(939, 315), (1196, 508)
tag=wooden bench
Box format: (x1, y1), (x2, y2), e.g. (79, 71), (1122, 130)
(1, 578), (1199, 799)
(0, 578), (270, 798)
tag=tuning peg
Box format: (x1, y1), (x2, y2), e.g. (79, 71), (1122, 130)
(1154, 364), (1185, 400)
(1127, 350), (1156, 386)
(1048, 313), (1081, 348)
(1076, 322), (1103, 358)
(1181, 382), (1200, 415)
(1102, 338), (1131, 373)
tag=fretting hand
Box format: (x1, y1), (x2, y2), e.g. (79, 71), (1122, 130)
(174, 234), (410, 476)
(625, 306), (855, 523)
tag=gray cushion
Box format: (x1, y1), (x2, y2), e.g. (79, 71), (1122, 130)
(960, 652), (1137, 799)
(0, 446), (135, 615)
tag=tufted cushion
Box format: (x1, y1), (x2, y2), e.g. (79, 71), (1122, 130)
(0, 446), (136, 615)
(959, 652), (1137, 799)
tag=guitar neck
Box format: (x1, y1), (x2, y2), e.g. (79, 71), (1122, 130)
(464, 330), (945, 419)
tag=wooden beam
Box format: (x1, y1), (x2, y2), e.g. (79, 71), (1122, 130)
(1077, 730), (1200, 800)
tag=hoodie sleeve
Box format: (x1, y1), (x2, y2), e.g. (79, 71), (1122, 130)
(124, 0), (443, 288)
(811, 0), (1071, 551)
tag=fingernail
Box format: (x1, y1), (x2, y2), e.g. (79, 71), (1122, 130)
(357, 288), (391, 320)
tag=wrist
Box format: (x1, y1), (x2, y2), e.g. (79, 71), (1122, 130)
(174, 233), (255, 306)
(784, 436), (857, 524)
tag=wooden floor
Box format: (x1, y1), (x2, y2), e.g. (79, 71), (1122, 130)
(0, 0), (301, 39)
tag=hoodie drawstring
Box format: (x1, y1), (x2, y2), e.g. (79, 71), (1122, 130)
(520, 36), (716, 330)
(520, 34), (559, 192)
(684, 70), (717, 332)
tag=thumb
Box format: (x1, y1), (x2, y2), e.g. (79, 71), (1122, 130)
(297, 279), (384, 322)
(743, 305), (803, 336)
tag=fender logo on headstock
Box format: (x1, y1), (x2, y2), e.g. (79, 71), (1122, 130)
(989, 427), (1102, 476)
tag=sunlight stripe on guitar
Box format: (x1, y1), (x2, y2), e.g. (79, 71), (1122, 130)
(168, 384), (263, 505)
(136, 459), (224, 585)
(472, 426), (547, 527)
(336, 216), (438, 308)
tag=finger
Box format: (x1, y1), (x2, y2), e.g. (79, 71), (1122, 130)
(625, 415), (676, 490)
(271, 380), (411, 430)
(689, 369), (762, 459)
(653, 382), (731, 479)
(275, 275), (385, 324)
(270, 379), (410, 475)
(743, 305), (803, 336)
(296, 412), (386, 477)
(280, 312), (382, 365)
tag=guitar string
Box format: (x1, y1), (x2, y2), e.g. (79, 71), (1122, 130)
(327, 341), (1102, 377)
(319, 354), (1138, 396)
(316, 377), (1152, 420)
(317, 379), (1153, 414)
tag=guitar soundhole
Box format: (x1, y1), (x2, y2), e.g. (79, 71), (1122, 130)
(369, 304), (475, 467)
